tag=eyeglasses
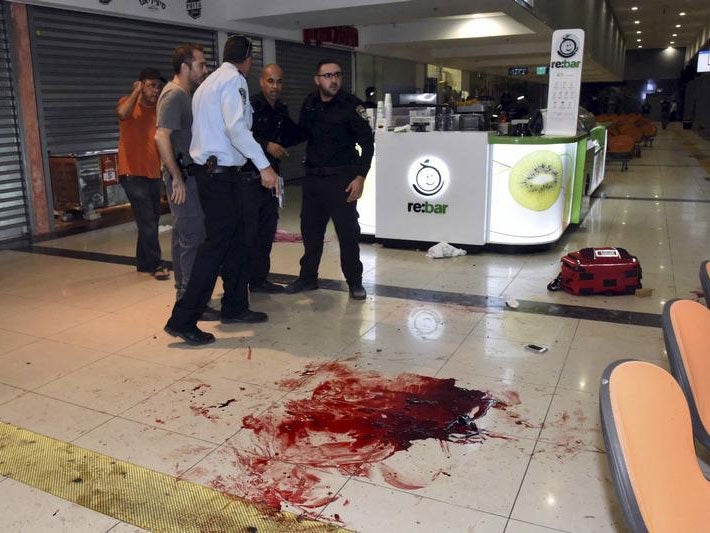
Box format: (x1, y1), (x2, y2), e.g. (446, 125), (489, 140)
(316, 71), (343, 80)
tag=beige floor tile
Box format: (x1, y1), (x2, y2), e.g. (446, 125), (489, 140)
(505, 519), (572, 533)
(0, 302), (109, 338)
(0, 339), (111, 390)
(0, 328), (40, 355)
(0, 383), (24, 405)
(320, 479), (508, 532)
(558, 345), (668, 394)
(35, 354), (188, 414)
(182, 445), (349, 517)
(74, 417), (216, 476)
(120, 375), (283, 444)
(190, 342), (336, 392)
(348, 321), (468, 364)
(0, 392), (111, 441)
(257, 314), (375, 353)
(48, 311), (165, 354)
(118, 333), (232, 371)
(471, 311), (579, 347)
(0, 293), (50, 321)
(538, 388), (604, 453)
(442, 333), (569, 388)
(445, 374), (554, 441)
(511, 446), (628, 532)
(380, 302), (485, 336)
(358, 435), (535, 517)
(0, 478), (118, 532)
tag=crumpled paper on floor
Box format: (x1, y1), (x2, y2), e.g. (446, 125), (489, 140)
(426, 242), (467, 259)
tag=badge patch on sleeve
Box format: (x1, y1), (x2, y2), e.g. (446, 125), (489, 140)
(239, 88), (247, 106)
(356, 105), (369, 122)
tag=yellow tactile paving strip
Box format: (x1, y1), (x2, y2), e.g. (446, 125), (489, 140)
(0, 422), (349, 533)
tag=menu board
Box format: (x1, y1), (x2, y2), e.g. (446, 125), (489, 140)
(544, 29), (585, 137)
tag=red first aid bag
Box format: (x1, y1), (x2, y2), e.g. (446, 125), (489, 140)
(548, 247), (642, 296)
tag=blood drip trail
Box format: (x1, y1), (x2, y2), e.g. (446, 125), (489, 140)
(220, 361), (507, 512)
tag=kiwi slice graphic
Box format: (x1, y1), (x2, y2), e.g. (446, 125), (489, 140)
(508, 150), (563, 211)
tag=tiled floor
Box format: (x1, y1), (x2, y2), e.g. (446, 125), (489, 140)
(1, 124), (710, 532)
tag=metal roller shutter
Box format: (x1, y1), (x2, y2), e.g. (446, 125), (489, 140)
(28, 6), (218, 155)
(0, 2), (29, 242)
(275, 41), (352, 181)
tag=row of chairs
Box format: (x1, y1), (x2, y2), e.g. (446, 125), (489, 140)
(600, 261), (710, 532)
(595, 114), (658, 172)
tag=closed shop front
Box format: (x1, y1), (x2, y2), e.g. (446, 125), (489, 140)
(27, 6), (218, 214)
(0, 1), (30, 242)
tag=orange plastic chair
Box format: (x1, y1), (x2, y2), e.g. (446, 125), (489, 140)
(662, 298), (710, 449)
(600, 360), (710, 532)
(607, 133), (635, 171)
(700, 260), (710, 307)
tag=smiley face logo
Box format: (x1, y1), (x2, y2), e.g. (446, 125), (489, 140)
(409, 157), (447, 196)
(557, 35), (578, 58)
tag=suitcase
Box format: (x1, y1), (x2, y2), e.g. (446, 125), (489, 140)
(548, 247), (642, 296)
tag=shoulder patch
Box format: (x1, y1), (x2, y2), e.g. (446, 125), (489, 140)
(356, 105), (369, 122)
(239, 87), (247, 106)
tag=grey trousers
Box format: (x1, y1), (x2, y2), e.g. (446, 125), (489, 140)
(164, 172), (206, 300)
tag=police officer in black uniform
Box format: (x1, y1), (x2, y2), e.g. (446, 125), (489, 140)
(284, 58), (374, 300)
(243, 63), (303, 293)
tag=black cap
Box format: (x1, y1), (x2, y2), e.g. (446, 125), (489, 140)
(223, 35), (252, 63)
(138, 67), (166, 83)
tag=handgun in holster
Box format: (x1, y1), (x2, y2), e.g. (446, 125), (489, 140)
(205, 155), (218, 174)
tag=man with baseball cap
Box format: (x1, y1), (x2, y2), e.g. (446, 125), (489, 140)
(164, 35), (279, 345)
(117, 67), (168, 280)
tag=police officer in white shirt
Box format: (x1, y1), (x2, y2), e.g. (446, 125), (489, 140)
(165, 35), (278, 345)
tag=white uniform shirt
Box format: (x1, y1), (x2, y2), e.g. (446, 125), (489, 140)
(189, 62), (270, 169)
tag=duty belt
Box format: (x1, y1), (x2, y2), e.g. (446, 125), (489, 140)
(194, 163), (243, 175)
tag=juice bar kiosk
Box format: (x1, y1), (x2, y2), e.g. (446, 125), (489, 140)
(358, 104), (606, 247)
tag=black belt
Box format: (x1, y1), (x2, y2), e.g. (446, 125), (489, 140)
(305, 165), (354, 176)
(194, 163), (243, 174)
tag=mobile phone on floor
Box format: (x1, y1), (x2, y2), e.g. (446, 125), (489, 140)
(525, 344), (548, 353)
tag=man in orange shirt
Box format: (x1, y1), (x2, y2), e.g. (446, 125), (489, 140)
(117, 68), (169, 280)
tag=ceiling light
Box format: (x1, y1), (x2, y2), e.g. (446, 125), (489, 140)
(636, 30), (642, 34)
(637, 38), (642, 42)
(679, 12), (686, 16)
(670, 41), (675, 44)
(676, 24), (681, 28)
(672, 33), (677, 37)
(631, 6), (638, 10)
(638, 45), (642, 48)
(634, 20), (640, 24)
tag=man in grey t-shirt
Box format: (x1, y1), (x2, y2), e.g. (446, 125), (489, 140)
(155, 44), (216, 316)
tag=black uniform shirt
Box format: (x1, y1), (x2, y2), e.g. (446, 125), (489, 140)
(299, 91), (375, 178)
(246, 92), (303, 173)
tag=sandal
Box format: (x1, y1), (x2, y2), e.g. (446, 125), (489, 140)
(152, 266), (170, 281)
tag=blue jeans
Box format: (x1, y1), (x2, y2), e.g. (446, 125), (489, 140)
(119, 175), (162, 272)
(164, 172), (206, 300)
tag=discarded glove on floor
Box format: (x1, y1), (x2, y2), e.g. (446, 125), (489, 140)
(426, 242), (467, 259)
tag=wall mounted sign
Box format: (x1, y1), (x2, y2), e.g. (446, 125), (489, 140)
(508, 66), (528, 77)
(303, 26), (358, 48)
(138, 0), (166, 11)
(544, 29), (585, 136)
(186, 0), (202, 19)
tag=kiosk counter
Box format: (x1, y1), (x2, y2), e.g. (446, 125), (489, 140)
(358, 125), (606, 247)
